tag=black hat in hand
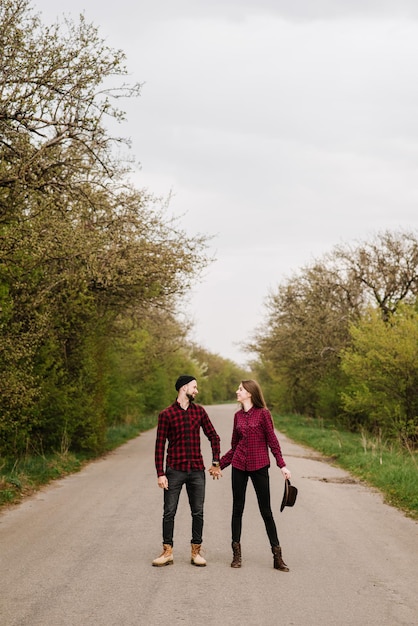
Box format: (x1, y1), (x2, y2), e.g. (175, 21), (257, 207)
(280, 479), (298, 512)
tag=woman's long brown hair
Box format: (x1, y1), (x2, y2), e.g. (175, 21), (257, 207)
(241, 379), (267, 409)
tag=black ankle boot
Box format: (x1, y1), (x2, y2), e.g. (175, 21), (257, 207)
(272, 545), (289, 572)
(231, 541), (242, 568)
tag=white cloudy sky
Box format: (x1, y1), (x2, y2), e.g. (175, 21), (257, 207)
(33, 0), (418, 365)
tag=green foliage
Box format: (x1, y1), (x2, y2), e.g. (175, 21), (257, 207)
(315, 371), (347, 420)
(105, 324), (249, 425)
(248, 260), (361, 416)
(340, 305), (418, 444)
(0, 1), (212, 457)
(106, 315), (200, 423)
(250, 230), (418, 449)
(250, 358), (294, 412)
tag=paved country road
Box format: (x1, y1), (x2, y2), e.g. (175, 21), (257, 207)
(0, 404), (417, 626)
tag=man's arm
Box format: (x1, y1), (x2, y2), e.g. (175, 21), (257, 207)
(200, 409), (221, 462)
(155, 412), (168, 479)
(200, 408), (222, 479)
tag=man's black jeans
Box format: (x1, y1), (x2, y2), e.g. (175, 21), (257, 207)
(162, 467), (206, 546)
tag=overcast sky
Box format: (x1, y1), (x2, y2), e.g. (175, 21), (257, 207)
(34, 0), (418, 365)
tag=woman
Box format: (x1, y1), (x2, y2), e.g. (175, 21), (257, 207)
(213, 380), (291, 571)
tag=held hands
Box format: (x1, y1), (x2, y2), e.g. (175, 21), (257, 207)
(208, 465), (222, 480)
(281, 466), (291, 480)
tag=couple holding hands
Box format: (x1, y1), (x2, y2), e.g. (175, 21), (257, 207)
(153, 375), (291, 571)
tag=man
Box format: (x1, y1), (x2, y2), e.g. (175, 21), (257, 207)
(152, 375), (221, 567)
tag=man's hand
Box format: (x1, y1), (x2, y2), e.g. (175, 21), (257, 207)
(208, 465), (222, 480)
(157, 475), (168, 490)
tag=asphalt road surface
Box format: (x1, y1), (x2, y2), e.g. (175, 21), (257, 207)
(0, 404), (417, 626)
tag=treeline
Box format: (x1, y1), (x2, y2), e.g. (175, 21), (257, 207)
(249, 230), (418, 448)
(0, 1), (247, 458)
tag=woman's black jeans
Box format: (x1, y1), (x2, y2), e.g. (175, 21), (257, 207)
(231, 465), (280, 547)
(162, 467), (206, 546)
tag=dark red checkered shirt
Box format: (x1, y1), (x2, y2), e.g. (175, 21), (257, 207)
(220, 406), (286, 472)
(155, 401), (221, 476)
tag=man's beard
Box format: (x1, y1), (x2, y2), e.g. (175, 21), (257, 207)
(186, 393), (195, 403)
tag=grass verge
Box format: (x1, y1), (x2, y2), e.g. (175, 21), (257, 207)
(0, 415), (158, 510)
(273, 413), (418, 521)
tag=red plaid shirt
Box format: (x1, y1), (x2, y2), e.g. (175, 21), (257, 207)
(155, 401), (221, 476)
(220, 407), (286, 472)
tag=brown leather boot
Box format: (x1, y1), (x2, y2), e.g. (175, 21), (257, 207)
(272, 545), (289, 572)
(191, 543), (206, 566)
(231, 542), (242, 568)
(152, 544), (173, 567)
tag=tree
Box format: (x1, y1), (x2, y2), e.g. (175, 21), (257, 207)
(248, 261), (362, 415)
(340, 304), (418, 444)
(106, 310), (200, 422)
(0, 0), (138, 223)
(333, 230), (418, 320)
(249, 230), (418, 424)
(0, 1), (210, 455)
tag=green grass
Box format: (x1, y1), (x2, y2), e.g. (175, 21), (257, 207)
(0, 414), (158, 509)
(273, 413), (418, 520)
(104, 414), (156, 450)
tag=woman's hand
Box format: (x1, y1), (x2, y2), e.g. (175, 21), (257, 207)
(281, 466), (291, 480)
(208, 465), (222, 480)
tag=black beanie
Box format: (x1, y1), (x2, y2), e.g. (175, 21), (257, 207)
(175, 375), (196, 391)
